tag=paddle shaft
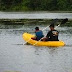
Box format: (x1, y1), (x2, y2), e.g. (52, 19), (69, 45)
(33, 23), (60, 46)
(24, 18), (68, 45)
(24, 25), (49, 45)
(33, 18), (68, 46)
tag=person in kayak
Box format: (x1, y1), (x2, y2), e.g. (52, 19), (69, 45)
(31, 27), (44, 41)
(41, 24), (59, 41)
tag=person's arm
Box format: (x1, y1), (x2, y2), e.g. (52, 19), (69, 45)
(31, 32), (37, 39)
(55, 30), (59, 36)
(41, 31), (50, 41)
(46, 31), (50, 38)
(57, 31), (59, 35)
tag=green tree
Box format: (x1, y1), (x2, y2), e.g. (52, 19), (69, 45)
(0, 0), (72, 11)
(26, 0), (42, 10)
(1, 0), (13, 10)
(57, 0), (68, 10)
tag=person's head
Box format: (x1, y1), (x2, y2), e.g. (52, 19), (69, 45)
(35, 27), (39, 31)
(49, 24), (55, 30)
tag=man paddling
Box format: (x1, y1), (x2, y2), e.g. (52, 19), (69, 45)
(31, 27), (44, 41)
(41, 24), (59, 41)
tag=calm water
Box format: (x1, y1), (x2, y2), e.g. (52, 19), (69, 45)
(0, 12), (72, 19)
(0, 23), (72, 72)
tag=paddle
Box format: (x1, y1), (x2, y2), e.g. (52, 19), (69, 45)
(33, 18), (68, 46)
(61, 18), (68, 24)
(55, 18), (68, 28)
(24, 18), (68, 45)
(23, 19), (58, 45)
(24, 25), (49, 45)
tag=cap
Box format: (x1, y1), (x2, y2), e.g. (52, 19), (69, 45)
(35, 27), (39, 30)
(49, 24), (54, 28)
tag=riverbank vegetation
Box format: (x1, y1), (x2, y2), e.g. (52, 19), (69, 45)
(0, 0), (72, 11)
(0, 19), (72, 28)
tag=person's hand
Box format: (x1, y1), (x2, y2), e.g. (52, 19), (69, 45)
(41, 37), (45, 41)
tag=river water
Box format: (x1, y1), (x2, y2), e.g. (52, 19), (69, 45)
(0, 12), (72, 19)
(0, 23), (72, 72)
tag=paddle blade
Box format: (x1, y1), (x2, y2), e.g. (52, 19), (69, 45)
(61, 18), (68, 24)
(51, 19), (58, 24)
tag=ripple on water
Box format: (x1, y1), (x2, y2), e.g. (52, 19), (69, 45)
(0, 24), (72, 72)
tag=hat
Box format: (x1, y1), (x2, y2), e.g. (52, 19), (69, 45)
(35, 27), (39, 30)
(49, 24), (54, 28)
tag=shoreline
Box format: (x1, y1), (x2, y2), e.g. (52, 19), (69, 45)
(0, 11), (72, 13)
(0, 19), (72, 26)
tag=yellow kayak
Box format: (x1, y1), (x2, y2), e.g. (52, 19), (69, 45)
(23, 33), (65, 47)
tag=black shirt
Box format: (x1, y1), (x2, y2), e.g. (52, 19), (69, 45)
(46, 30), (59, 41)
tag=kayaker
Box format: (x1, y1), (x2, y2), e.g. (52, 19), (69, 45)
(41, 24), (59, 41)
(31, 27), (44, 41)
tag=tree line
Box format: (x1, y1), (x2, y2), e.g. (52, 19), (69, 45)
(0, 0), (72, 11)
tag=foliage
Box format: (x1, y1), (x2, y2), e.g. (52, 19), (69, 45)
(0, 0), (72, 11)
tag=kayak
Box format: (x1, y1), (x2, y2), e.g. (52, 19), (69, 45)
(23, 33), (65, 47)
